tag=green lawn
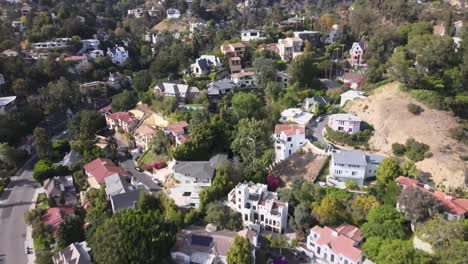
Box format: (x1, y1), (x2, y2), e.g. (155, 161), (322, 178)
(33, 236), (46, 251)
(137, 150), (168, 168)
(36, 193), (49, 211)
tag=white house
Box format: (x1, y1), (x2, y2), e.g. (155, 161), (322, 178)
(128, 8), (145, 18)
(340, 90), (366, 107)
(274, 124), (306, 161)
(277, 37), (303, 61)
(328, 113), (362, 134)
(349, 42), (365, 67)
(227, 182), (289, 233)
(32, 38), (71, 50)
(241, 29), (265, 42)
(279, 108), (313, 126)
(0, 96), (17, 115)
(329, 150), (384, 186)
(325, 24), (341, 44)
(307, 224), (364, 264)
(154, 83), (200, 103)
(167, 8), (181, 19)
(107, 46), (129, 66)
(190, 55), (222, 76)
(230, 71), (256, 87)
(89, 49), (104, 59)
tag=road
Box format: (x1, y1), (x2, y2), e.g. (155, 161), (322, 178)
(0, 157), (38, 264)
(309, 114), (328, 145)
(119, 158), (162, 192)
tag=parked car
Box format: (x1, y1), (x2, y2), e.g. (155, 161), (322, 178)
(135, 166), (143, 172)
(316, 116), (323, 122)
(152, 177), (162, 186)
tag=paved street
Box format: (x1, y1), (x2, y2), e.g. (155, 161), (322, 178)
(119, 158), (162, 192)
(309, 115), (328, 144)
(0, 157), (39, 264)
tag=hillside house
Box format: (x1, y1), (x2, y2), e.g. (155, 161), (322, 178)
(59, 56), (90, 73)
(84, 158), (129, 189)
(349, 42), (365, 67)
(275, 71), (290, 89)
(306, 224), (364, 264)
(167, 8), (181, 19)
(325, 24), (342, 44)
(134, 125), (156, 150)
(303, 96), (331, 112)
(105, 112), (138, 133)
(164, 121), (189, 146)
(274, 124), (306, 161)
(104, 174), (140, 213)
(338, 72), (365, 90)
(52, 242), (92, 264)
(221, 42), (246, 59)
(228, 56), (242, 73)
(43, 176), (77, 206)
(207, 79), (237, 104)
(328, 113), (362, 134)
(277, 37), (303, 61)
(293, 31), (323, 48)
(340, 90), (366, 107)
(227, 182), (289, 233)
(32, 38), (71, 50)
(329, 150), (384, 186)
(279, 108), (313, 126)
(154, 83), (200, 103)
(107, 46), (129, 65)
(241, 29), (264, 42)
(191, 55), (222, 76)
(230, 71), (257, 87)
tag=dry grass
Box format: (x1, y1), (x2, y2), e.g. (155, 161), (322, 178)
(272, 151), (328, 187)
(345, 82), (467, 187)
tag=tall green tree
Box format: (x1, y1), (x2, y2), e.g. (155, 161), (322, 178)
(362, 205), (409, 240)
(68, 110), (106, 141)
(111, 90), (138, 112)
(376, 158), (400, 183)
(227, 236), (253, 264)
(34, 127), (52, 160)
(231, 92), (263, 120)
(57, 214), (85, 249)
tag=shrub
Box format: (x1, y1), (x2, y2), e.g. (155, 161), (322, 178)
(392, 143), (406, 156)
(266, 173), (281, 192)
(345, 180), (359, 190)
(409, 89), (446, 110)
(407, 103), (424, 115)
(405, 138), (430, 162)
(459, 155), (468, 161)
(325, 126), (374, 148)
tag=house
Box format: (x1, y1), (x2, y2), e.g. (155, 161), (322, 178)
(109, 189), (141, 213)
(241, 29), (264, 42)
(274, 124), (306, 161)
(279, 108), (313, 126)
(128, 8), (145, 18)
(52, 241), (92, 264)
(134, 125), (156, 150)
(171, 226), (258, 264)
(277, 37), (303, 61)
(80, 39), (100, 51)
(395, 176), (468, 220)
(165, 121), (189, 145)
(107, 46), (129, 65)
(32, 38), (71, 50)
(329, 150), (384, 186)
(170, 154), (228, 208)
(104, 173), (140, 213)
(191, 55), (222, 76)
(21, 4), (32, 16)
(58, 150), (83, 168)
(105, 112), (138, 133)
(303, 96), (331, 112)
(98, 105), (112, 116)
(83, 158), (128, 189)
(104, 173), (133, 198)
(340, 90), (366, 107)
(306, 224), (364, 264)
(338, 72), (366, 90)
(275, 71), (290, 88)
(107, 72), (131, 89)
(328, 113), (362, 134)
(281, 15), (305, 26)
(167, 8), (181, 19)
(227, 182), (289, 233)
(221, 42), (246, 58)
(43, 176), (77, 206)
(0, 96), (17, 115)
(230, 71), (256, 87)
(59, 56), (90, 73)
(325, 24), (342, 44)
(293, 31), (323, 48)
(228, 56), (242, 73)
(41, 207), (75, 236)
(11, 21), (24, 32)
(0, 49), (19, 57)
(89, 49), (104, 59)
(207, 79), (237, 102)
(154, 83), (200, 103)
(349, 42), (365, 67)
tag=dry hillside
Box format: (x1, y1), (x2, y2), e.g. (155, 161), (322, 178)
(345, 82), (467, 187)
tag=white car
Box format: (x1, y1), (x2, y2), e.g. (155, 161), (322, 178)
(152, 177), (162, 186)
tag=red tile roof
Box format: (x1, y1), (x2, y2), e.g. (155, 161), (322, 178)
(99, 105), (112, 113)
(83, 158), (128, 184)
(107, 112), (136, 123)
(395, 176), (468, 216)
(310, 224), (363, 262)
(340, 72), (365, 84)
(41, 207), (75, 235)
(274, 124), (305, 136)
(165, 121), (188, 135)
(63, 55), (88, 61)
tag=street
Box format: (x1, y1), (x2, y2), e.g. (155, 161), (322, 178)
(309, 115), (328, 145)
(0, 157), (38, 264)
(119, 158), (162, 192)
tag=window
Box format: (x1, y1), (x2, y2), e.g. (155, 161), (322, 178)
(261, 215), (264, 221)
(317, 246), (321, 254)
(244, 214), (248, 221)
(253, 206), (256, 210)
(287, 137), (292, 142)
(352, 171), (357, 176)
(309, 242), (314, 248)
(331, 254), (335, 262)
(238, 198), (241, 202)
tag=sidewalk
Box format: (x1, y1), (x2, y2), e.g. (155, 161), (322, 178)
(25, 188), (41, 264)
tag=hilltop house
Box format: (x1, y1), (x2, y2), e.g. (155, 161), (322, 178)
(32, 38), (71, 50)
(164, 121), (189, 146)
(277, 37), (303, 61)
(306, 224), (364, 264)
(52, 241), (92, 264)
(279, 108), (314, 126)
(107, 46), (129, 65)
(134, 124), (156, 150)
(395, 176), (468, 220)
(349, 42), (365, 67)
(227, 182), (289, 233)
(274, 124), (306, 161)
(84, 158), (128, 189)
(191, 55), (222, 76)
(170, 154), (228, 208)
(0, 96), (17, 115)
(43, 176), (77, 206)
(329, 150), (384, 186)
(230, 70), (257, 87)
(154, 83), (200, 103)
(328, 113), (362, 134)
(338, 72), (366, 90)
(221, 42), (246, 73)
(241, 29), (264, 42)
(340, 90), (366, 107)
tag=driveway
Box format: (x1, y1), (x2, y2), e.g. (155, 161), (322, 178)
(0, 156), (39, 264)
(309, 115), (328, 145)
(119, 159), (162, 193)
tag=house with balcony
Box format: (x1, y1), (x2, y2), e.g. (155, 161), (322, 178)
(274, 124), (306, 161)
(349, 42), (365, 67)
(241, 29), (265, 42)
(306, 224), (364, 264)
(167, 8), (181, 19)
(105, 112), (138, 133)
(134, 124), (156, 150)
(221, 42), (246, 58)
(329, 150), (384, 187)
(32, 38), (71, 50)
(227, 182), (288, 233)
(328, 113), (362, 134)
(340, 90), (366, 107)
(107, 46), (129, 65)
(230, 70), (256, 87)
(279, 108), (313, 127)
(154, 83), (200, 103)
(277, 37), (303, 61)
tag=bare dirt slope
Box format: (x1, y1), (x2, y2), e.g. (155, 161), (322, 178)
(345, 82), (467, 187)
(272, 151), (327, 187)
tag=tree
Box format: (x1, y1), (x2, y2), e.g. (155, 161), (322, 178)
(199, 163), (237, 211)
(227, 236), (253, 264)
(253, 57), (277, 87)
(397, 188), (441, 224)
(416, 217), (464, 252)
(362, 205), (409, 240)
(111, 90), (137, 112)
(24, 208), (42, 225)
(0, 143), (17, 167)
(231, 92), (263, 120)
(204, 201), (242, 230)
(312, 196), (346, 226)
(288, 52), (320, 88)
(47, 194), (57, 207)
(57, 214), (84, 249)
(89, 209), (177, 264)
(35, 250), (53, 264)
(349, 195), (379, 225)
(32, 159), (68, 184)
(133, 70), (151, 93)
(294, 202), (313, 233)
(375, 240), (429, 264)
(34, 127), (52, 160)
(12, 78), (30, 96)
(68, 110), (106, 141)
(40, 77), (81, 112)
(376, 158), (400, 183)
(362, 236), (384, 260)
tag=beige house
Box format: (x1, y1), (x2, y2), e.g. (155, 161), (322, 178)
(277, 37), (303, 61)
(84, 158), (128, 189)
(134, 125), (156, 150)
(221, 42), (246, 58)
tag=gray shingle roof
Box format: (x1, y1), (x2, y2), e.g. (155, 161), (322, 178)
(174, 154), (228, 180)
(110, 190), (140, 213)
(332, 150), (367, 166)
(104, 173), (133, 197)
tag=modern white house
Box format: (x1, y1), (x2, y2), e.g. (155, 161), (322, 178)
(89, 49), (104, 59)
(328, 113), (362, 134)
(167, 8), (181, 19)
(128, 8), (145, 18)
(230, 71), (257, 87)
(107, 46), (129, 65)
(307, 224), (364, 264)
(340, 90), (366, 107)
(274, 124), (306, 161)
(32, 38), (71, 50)
(227, 182), (288, 233)
(241, 29), (265, 42)
(329, 150), (384, 186)
(279, 108), (314, 126)
(190, 55), (222, 76)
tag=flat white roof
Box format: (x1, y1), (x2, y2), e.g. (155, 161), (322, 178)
(0, 96), (16, 106)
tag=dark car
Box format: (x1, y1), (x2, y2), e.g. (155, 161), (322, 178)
(135, 166), (143, 172)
